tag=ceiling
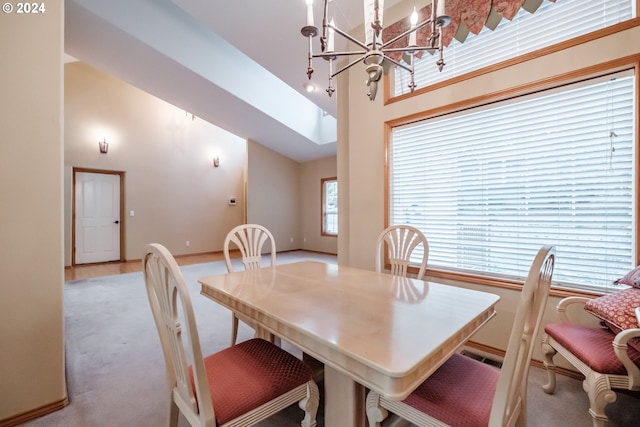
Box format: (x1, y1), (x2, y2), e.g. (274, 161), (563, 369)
(64, 0), (404, 162)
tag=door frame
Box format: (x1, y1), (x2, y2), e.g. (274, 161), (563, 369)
(72, 167), (126, 265)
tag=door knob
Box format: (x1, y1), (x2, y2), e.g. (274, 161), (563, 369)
(114, 220), (119, 224)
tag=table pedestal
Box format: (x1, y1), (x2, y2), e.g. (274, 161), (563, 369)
(324, 365), (366, 427)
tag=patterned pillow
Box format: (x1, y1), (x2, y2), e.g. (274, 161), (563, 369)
(584, 287), (640, 334)
(614, 266), (640, 288)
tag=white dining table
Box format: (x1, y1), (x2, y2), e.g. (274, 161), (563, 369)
(199, 260), (500, 427)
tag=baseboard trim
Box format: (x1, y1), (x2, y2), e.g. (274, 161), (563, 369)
(0, 397), (69, 427)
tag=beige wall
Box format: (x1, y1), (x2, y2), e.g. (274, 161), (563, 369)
(1, 45), (336, 424)
(300, 156), (338, 254)
(0, 3), (66, 422)
(247, 140), (301, 251)
(247, 142), (337, 254)
(65, 63), (338, 264)
(340, 21), (640, 365)
(64, 62), (248, 263)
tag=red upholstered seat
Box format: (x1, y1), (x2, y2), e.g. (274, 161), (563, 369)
(403, 353), (499, 427)
(366, 245), (556, 427)
(143, 243), (319, 427)
(541, 297), (640, 427)
(544, 323), (640, 375)
(191, 338), (313, 425)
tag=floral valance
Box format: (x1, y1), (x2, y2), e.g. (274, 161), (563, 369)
(382, 0), (556, 61)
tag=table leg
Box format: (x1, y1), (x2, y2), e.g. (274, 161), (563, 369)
(324, 365), (366, 427)
(302, 353), (325, 383)
(253, 324), (280, 346)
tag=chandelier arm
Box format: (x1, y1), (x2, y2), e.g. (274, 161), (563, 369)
(313, 50), (367, 59)
(321, 0), (329, 51)
(380, 54), (412, 73)
(306, 35), (314, 79)
(302, 0), (450, 101)
(326, 57), (335, 97)
(437, 25), (445, 71)
(331, 25), (369, 50)
(382, 46), (436, 54)
(380, 18), (434, 49)
(408, 53), (417, 92)
(329, 55), (367, 79)
(373, 0), (382, 35)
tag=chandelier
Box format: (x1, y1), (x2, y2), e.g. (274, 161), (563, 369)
(301, 0), (451, 101)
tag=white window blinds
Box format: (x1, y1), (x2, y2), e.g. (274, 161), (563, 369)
(395, 0), (634, 97)
(390, 71), (635, 291)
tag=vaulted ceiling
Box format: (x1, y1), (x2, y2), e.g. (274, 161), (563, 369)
(65, 0), (545, 161)
(65, 0), (406, 162)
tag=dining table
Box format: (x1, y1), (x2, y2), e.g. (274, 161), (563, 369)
(199, 260), (500, 427)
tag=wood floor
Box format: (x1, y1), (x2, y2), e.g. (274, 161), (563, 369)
(64, 252), (230, 281)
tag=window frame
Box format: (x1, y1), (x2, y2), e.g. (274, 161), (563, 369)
(321, 177), (338, 237)
(385, 12), (640, 106)
(385, 57), (640, 296)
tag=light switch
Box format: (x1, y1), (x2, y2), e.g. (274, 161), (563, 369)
(129, 210), (135, 217)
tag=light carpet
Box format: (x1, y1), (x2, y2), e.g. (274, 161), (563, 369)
(19, 251), (638, 427)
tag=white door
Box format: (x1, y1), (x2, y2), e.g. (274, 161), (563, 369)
(75, 172), (121, 264)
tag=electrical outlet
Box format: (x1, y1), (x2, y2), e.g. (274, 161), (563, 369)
(186, 241), (190, 247)
(290, 237), (294, 243)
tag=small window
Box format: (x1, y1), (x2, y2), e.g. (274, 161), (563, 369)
(394, 0), (633, 97)
(322, 178), (338, 236)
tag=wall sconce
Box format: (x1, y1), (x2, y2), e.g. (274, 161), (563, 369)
(213, 155), (220, 168)
(98, 138), (109, 154)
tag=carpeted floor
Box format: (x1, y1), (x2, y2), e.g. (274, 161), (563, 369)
(19, 251), (638, 427)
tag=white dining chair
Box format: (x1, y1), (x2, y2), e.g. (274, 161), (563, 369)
(143, 243), (319, 427)
(376, 225), (429, 280)
(366, 245), (555, 427)
(223, 224), (277, 345)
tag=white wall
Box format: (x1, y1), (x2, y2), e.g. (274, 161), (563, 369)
(0, 3), (66, 422)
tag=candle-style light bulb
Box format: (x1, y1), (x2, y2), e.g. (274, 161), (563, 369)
(409, 7), (418, 46)
(436, 0), (445, 17)
(328, 18), (335, 52)
(305, 0), (314, 27)
(364, 0), (384, 46)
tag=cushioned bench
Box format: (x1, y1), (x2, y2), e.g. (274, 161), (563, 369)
(541, 288), (640, 427)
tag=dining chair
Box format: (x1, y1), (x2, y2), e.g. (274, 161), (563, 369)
(223, 224), (277, 345)
(143, 243), (319, 427)
(366, 245), (556, 427)
(376, 225), (429, 280)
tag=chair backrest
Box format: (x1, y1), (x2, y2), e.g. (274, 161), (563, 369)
(375, 225), (429, 280)
(143, 243), (216, 427)
(223, 224), (276, 273)
(490, 245), (555, 426)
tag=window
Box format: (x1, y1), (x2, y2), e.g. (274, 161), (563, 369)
(322, 178), (338, 236)
(389, 70), (635, 292)
(394, 0), (634, 97)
